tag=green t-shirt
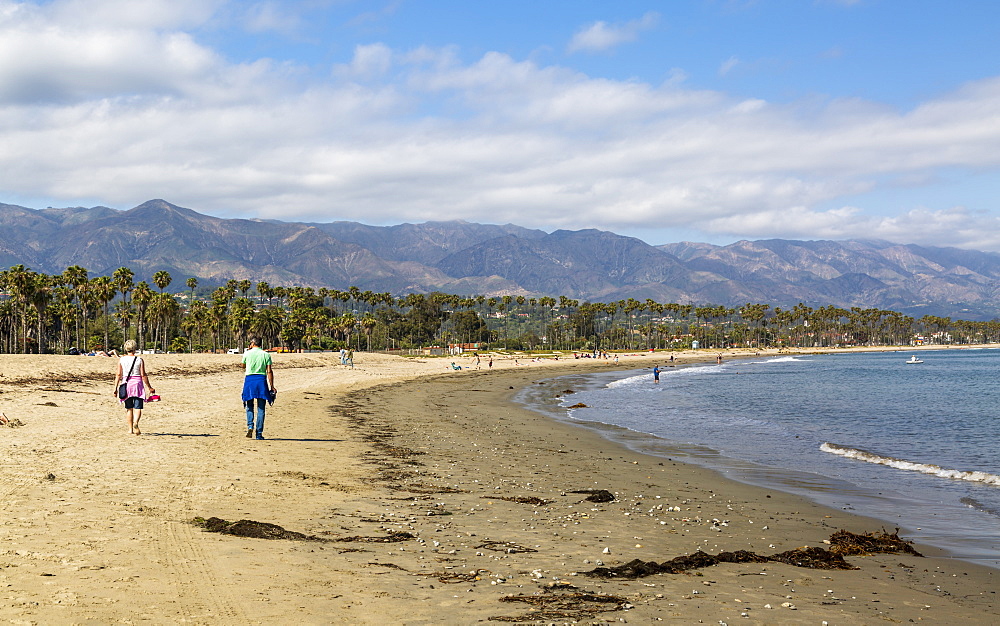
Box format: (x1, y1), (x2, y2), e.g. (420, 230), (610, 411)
(242, 347), (272, 375)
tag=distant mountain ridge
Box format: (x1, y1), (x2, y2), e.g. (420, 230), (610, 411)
(2, 199), (999, 320)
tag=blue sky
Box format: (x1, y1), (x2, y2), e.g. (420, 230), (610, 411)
(3, 0), (1000, 250)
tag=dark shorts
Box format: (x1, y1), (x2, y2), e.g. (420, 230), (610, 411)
(124, 397), (144, 410)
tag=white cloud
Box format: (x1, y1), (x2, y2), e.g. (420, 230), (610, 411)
(334, 43), (394, 79)
(704, 205), (1000, 250)
(567, 12), (659, 54)
(3, 3), (1000, 251)
(719, 56), (740, 76)
(49, 0), (222, 30)
(0, 0), (225, 102)
(240, 1), (302, 36)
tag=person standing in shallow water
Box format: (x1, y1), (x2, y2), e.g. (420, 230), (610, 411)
(241, 337), (275, 440)
(113, 339), (155, 435)
(652, 365), (660, 383)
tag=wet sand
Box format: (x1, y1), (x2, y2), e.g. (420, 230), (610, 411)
(0, 349), (996, 623)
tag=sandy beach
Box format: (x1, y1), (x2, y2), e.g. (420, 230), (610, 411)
(0, 348), (996, 624)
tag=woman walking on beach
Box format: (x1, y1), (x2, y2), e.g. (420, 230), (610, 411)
(113, 340), (155, 435)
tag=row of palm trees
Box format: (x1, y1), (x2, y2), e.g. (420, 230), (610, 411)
(0, 264), (996, 354)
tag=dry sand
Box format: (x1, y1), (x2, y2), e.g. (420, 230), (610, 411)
(0, 348), (996, 624)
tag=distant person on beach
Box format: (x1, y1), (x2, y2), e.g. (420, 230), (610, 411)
(653, 365), (660, 383)
(345, 349), (354, 368)
(241, 337), (276, 440)
(488, 357), (493, 370)
(113, 340), (155, 435)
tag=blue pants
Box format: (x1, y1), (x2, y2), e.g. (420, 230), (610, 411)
(245, 399), (266, 438)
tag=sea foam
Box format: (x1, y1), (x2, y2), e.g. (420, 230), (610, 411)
(821, 442), (1000, 486)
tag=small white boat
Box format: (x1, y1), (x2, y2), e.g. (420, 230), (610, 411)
(906, 355), (923, 364)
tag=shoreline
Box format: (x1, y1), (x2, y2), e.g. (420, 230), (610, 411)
(339, 363), (998, 622)
(0, 348), (996, 623)
(515, 352), (1000, 571)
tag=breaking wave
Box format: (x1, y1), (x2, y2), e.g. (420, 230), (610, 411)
(763, 356), (809, 363)
(821, 443), (1000, 486)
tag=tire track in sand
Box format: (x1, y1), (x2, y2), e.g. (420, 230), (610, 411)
(150, 464), (248, 624)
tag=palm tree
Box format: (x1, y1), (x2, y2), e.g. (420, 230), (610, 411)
(250, 306), (284, 348)
(360, 313), (378, 352)
(29, 274), (54, 353)
(6, 265), (37, 352)
(132, 282), (154, 350)
(186, 277), (198, 305)
(113, 267), (135, 342)
(256, 281), (271, 306)
(62, 265), (88, 348)
(92, 276), (117, 350)
(152, 270), (172, 294)
(181, 299), (209, 351)
(0, 299), (16, 353)
(52, 287), (76, 352)
(337, 312), (357, 348)
(150, 292), (179, 351)
(229, 298), (255, 350)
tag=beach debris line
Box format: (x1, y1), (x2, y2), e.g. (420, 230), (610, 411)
(569, 488), (616, 503)
(491, 583), (631, 622)
(585, 548), (853, 578)
(418, 568), (492, 584)
(192, 516), (415, 543)
(396, 482), (467, 494)
(581, 529), (922, 579)
(193, 517), (332, 541)
(828, 528), (923, 557)
(193, 516), (324, 541)
(482, 495), (551, 505)
(474, 540), (538, 554)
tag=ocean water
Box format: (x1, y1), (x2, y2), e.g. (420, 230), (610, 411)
(515, 349), (1000, 569)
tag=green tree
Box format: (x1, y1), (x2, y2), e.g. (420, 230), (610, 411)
(152, 270), (172, 293)
(451, 309), (490, 344)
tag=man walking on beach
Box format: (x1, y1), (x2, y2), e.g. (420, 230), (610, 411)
(241, 337), (276, 440)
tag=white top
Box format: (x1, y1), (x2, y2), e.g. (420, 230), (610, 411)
(119, 355), (144, 377)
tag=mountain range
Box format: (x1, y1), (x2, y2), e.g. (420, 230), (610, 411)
(2, 199), (999, 320)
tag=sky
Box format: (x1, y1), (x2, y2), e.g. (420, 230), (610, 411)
(3, 0), (1000, 250)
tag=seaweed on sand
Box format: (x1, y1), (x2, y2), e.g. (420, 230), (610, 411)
(568, 489), (615, 503)
(482, 495), (551, 505)
(474, 540), (537, 554)
(193, 517), (415, 543)
(490, 586), (630, 622)
(828, 528), (923, 556)
(582, 529), (924, 579)
(193, 517), (322, 541)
